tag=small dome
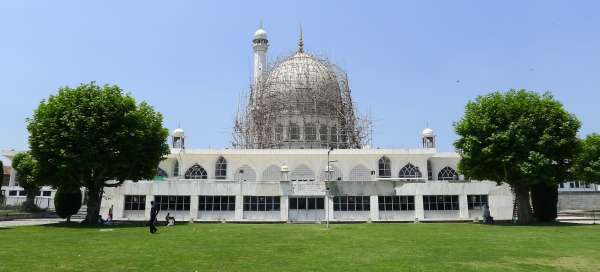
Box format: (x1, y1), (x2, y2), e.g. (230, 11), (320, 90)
(422, 128), (434, 137)
(172, 128), (184, 137)
(254, 28), (267, 40)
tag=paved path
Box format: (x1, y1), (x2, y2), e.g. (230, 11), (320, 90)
(0, 218), (80, 228)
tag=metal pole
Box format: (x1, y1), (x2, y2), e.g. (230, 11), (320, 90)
(326, 147), (334, 229)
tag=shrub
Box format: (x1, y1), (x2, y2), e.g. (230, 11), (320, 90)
(54, 187), (82, 221)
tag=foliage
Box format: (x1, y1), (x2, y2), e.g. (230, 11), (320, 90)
(454, 90), (580, 223)
(531, 183), (558, 222)
(575, 133), (600, 184)
(27, 82), (170, 224)
(54, 187), (82, 222)
(11, 152), (41, 212)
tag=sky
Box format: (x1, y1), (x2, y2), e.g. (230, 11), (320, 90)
(1, 0), (599, 158)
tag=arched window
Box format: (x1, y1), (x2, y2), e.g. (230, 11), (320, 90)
(234, 165), (257, 182)
(173, 160), (179, 177)
(215, 157), (227, 179)
(378, 156), (391, 178)
(319, 124), (328, 142)
(157, 168), (168, 178)
(291, 164), (315, 182)
(349, 165), (371, 181)
(262, 165), (281, 182)
(398, 163), (422, 179)
(438, 166), (459, 181)
(289, 122), (300, 140)
(184, 164), (207, 179)
(305, 123), (316, 141)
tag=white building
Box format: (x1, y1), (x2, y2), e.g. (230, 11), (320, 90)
(2, 26), (519, 222)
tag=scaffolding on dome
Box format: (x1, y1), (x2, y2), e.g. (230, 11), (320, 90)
(232, 51), (372, 149)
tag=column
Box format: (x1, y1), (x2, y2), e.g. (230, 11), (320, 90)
(280, 196), (289, 222)
(459, 194), (469, 219)
(190, 195), (199, 222)
(235, 195), (244, 221)
(327, 195), (335, 221)
(414, 195), (424, 221)
(370, 195), (379, 222)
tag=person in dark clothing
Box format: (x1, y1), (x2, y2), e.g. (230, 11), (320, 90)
(149, 201), (159, 234)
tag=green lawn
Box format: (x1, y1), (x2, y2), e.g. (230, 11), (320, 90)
(1, 222), (599, 272)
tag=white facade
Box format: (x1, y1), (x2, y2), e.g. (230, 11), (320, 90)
(98, 148), (514, 222)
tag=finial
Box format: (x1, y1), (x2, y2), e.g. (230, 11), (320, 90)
(259, 19), (263, 29)
(298, 24), (304, 53)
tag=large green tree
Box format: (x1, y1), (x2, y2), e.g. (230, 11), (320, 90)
(27, 82), (169, 224)
(575, 133), (600, 184)
(11, 152), (41, 212)
(454, 90), (580, 224)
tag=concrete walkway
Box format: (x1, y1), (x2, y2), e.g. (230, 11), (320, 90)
(0, 218), (80, 228)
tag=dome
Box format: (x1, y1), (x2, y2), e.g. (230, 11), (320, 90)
(259, 52), (343, 116)
(254, 28), (267, 40)
(172, 128), (184, 137)
(422, 128), (434, 137)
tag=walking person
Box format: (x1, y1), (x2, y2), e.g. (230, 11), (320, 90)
(149, 201), (159, 234)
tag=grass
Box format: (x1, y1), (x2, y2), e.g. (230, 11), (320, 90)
(1, 222), (599, 272)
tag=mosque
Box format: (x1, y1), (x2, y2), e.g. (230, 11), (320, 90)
(3, 26), (517, 222)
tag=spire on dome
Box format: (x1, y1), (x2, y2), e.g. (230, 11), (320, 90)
(298, 25), (304, 53)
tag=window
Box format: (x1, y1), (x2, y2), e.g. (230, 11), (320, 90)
(320, 164), (342, 182)
(438, 166), (459, 181)
(329, 126), (338, 143)
(157, 168), (168, 178)
(173, 160), (179, 177)
(243, 196), (280, 211)
(319, 124), (328, 142)
(215, 157), (227, 179)
(9, 190), (18, 196)
(290, 164), (315, 182)
(289, 197), (325, 210)
(42, 191), (52, 197)
(398, 163), (422, 179)
(154, 195), (191, 211)
(559, 183), (564, 188)
(124, 195), (146, 210)
(305, 123), (317, 141)
(378, 156), (391, 178)
(198, 196), (235, 211)
(333, 196), (371, 211)
(184, 164), (207, 179)
(275, 124), (283, 141)
(289, 122), (300, 140)
(18, 190), (27, 196)
(423, 195), (459, 211)
(378, 196), (415, 211)
(262, 165), (281, 182)
(468, 195), (488, 209)
(349, 165), (371, 181)
(427, 160), (433, 180)
(569, 182), (575, 188)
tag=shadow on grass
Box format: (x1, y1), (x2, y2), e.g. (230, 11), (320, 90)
(484, 221), (592, 228)
(40, 221), (192, 229)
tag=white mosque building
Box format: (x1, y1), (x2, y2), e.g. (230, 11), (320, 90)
(2, 26), (519, 222)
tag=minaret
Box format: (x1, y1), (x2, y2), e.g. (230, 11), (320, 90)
(172, 127), (185, 149)
(422, 128), (436, 149)
(252, 23), (269, 87)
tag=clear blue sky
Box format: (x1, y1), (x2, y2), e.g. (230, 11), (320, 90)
(1, 0), (599, 154)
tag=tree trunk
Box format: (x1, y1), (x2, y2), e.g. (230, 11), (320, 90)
(514, 184), (533, 224)
(84, 185), (103, 225)
(23, 189), (39, 212)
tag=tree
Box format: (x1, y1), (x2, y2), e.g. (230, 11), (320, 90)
(27, 82), (169, 224)
(454, 90), (580, 224)
(531, 183), (559, 222)
(11, 152), (41, 212)
(54, 187), (82, 222)
(575, 133), (600, 184)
